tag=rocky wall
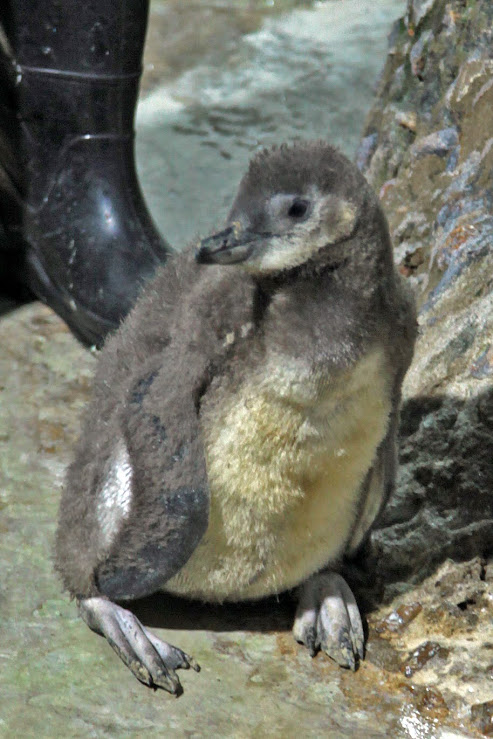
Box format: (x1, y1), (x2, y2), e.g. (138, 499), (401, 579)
(350, 0), (493, 603)
(345, 2), (493, 732)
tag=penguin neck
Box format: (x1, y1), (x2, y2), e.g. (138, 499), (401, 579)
(252, 266), (307, 326)
(251, 251), (391, 346)
(252, 256), (350, 326)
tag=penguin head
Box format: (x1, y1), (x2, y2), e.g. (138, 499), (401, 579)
(196, 141), (385, 277)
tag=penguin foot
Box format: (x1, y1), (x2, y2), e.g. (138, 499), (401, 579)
(78, 597), (199, 694)
(293, 572), (364, 671)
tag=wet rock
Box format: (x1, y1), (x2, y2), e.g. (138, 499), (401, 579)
(402, 683), (450, 722)
(374, 602), (423, 634)
(471, 700), (493, 737)
(401, 641), (450, 678)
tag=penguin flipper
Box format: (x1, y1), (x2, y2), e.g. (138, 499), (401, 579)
(345, 379), (403, 556)
(94, 472), (208, 601)
(72, 364), (209, 694)
(94, 364), (210, 601)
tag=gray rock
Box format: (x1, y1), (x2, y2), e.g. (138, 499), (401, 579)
(407, 0), (436, 27)
(342, 0), (493, 727)
(411, 127), (458, 158)
(356, 133), (378, 171)
(351, 0), (493, 679)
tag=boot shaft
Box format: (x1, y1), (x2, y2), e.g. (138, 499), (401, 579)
(16, 72), (140, 204)
(0, 0), (150, 207)
(1, 0), (150, 75)
(0, 0), (170, 347)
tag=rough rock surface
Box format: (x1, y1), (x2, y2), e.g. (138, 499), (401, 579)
(346, 0), (493, 731)
(350, 0), (493, 594)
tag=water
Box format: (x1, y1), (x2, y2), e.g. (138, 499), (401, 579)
(136, 0), (406, 248)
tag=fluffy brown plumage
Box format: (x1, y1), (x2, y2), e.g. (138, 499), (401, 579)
(55, 140), (416, 693)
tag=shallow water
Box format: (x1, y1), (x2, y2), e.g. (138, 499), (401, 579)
(136, 0), (406, 247)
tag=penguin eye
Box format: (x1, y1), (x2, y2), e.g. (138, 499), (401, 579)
(287, 198), (309, 219)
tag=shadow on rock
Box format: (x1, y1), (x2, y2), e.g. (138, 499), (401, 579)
(344, 388), (493, 611)
(129, 590), (294, 634)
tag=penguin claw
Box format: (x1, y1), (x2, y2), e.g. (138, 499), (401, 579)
(293, 571), (364, 670)
(78, 597), (199, 693)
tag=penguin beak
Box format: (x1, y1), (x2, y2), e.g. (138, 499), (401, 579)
(196, 222), (262, 265)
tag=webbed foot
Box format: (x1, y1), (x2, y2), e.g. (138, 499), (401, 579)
(79, 597), (199, 694)
(293, 571), (364, 671)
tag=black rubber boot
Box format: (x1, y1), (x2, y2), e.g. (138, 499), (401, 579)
(0, 0), (171, 347)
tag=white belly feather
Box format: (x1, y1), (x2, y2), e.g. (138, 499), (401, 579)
(164, 348), (391, 602)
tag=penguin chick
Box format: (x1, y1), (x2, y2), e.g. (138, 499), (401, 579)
(55, 141), (416, 693)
